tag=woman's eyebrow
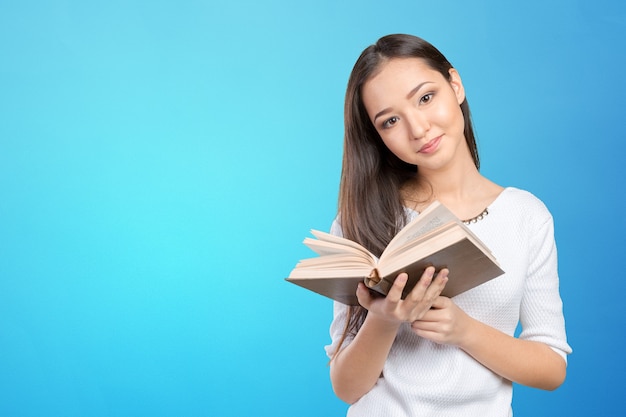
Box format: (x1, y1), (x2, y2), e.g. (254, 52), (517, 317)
(374, 107), (392, 122)
(406, 81), (433, 99)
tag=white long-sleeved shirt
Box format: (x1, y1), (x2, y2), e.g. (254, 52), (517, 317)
(325, 187), (572, 417)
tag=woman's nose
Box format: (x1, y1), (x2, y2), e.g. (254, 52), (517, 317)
(407, 110), (430, 139)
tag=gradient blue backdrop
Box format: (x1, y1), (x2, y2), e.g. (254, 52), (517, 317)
(1, 1), (624, 416)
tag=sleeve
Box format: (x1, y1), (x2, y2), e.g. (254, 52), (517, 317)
(518, 206), (572, 363)
(324, 301), (351, 358)
(323, 217), (356, 359)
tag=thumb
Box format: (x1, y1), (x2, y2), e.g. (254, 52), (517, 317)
(356, 282), (373, 309)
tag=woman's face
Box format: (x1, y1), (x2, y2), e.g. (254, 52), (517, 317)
(361, 58), (467, 171)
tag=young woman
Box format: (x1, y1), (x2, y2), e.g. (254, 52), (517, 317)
(324, 34), (571, 416)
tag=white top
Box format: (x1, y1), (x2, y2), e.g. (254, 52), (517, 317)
(324, 187), (572, 417)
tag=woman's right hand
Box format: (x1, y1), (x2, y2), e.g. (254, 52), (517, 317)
(356, 266), (449, 324)
(331, 266), (448, 404)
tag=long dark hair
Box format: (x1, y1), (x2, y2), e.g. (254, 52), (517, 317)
(334, 34), (480, 357)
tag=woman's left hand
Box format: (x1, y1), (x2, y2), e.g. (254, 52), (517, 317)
(410, 296), (473, 347)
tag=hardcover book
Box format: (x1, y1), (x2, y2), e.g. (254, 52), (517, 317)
(286, 201), (504, 305)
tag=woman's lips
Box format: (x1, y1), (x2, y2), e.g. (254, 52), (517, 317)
(418, 135), (442, 154)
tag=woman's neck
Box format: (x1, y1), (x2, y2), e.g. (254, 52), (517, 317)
(404, 162), (503, 220)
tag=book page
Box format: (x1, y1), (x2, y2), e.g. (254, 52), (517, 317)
(295, 254), (374, 269)
(381, 221), (458, 261)
(303, 238), (376, 264)
(310, 229), (372, 253)
(383, 201), (458, 258)
(379, 225), (466, 275)
(289, 252), (374, 278)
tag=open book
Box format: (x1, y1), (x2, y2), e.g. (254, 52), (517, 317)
(286, 201), (504, 305)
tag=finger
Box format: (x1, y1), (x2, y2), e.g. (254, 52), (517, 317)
(405, 267), (435, 302)
(407, 266), (443, 303)
(355, 282), (374, 309)
(435, 268), (449, 282)
(413, 306), (443, 323)
(410, 326), (442, 343)
(422, 268), (448, 299)
(385, 272), (409, 303)
(430, 295), (449, 310)
(411, 311), (446, 329)
(411, 320), (427, 331)
(411, 320), (438, 334)
(412, 269), (448, 310)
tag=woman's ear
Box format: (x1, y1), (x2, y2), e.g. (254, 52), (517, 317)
(448, 68), (465, 104)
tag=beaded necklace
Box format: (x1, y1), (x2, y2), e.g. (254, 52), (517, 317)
(462, 207), (489, 225)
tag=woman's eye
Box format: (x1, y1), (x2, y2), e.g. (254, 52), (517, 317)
(420, 93), (433, 104)
(382, 116), (399, 129)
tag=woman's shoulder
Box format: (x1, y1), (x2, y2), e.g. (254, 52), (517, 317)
(494, 187), (552, 220)
(329, 215), (344, 237)
(497, 186), (545, 204)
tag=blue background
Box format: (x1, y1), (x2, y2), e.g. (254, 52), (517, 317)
(1, 1), (625, 416)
